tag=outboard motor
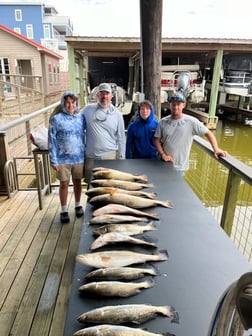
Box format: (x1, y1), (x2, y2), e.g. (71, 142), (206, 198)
(177, 72), (190, 98)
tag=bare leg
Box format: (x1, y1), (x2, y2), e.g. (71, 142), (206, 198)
(59, 180), (69, 207)
(73, 178), (82, 203)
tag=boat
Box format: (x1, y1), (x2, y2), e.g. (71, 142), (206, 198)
(221, 69), (252, 97)
(160, 64), (206, 103)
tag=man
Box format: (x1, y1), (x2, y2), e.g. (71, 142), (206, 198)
(82, 83), (125, 186)
(48, 91), (85, 223)
(154, 92), (227, 174)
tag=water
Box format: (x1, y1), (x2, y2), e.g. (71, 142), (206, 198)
(213, 119), (252, 167)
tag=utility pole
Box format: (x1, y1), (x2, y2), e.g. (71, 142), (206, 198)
(140, 0), (163, 119)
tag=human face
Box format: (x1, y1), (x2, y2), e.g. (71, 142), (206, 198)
(97, 90), (112, 108)
(64, 97), (77, 115)
(139, 104), (151, 120)
(169, 101), (185, 119)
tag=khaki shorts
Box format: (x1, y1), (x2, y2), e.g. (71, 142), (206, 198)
(56, 163), (84, 181)
(84, 151), (118, 186)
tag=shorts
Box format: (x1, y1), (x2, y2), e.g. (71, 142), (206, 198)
(56, 163), (84, 181)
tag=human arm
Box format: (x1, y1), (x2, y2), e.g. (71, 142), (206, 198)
(48, 117), (59, 169)
(205, 131), (228, 159)
(154, 137), (173, 162)
(117, 113), (126, 159)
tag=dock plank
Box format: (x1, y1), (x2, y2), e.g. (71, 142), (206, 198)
(0, 188), (87, 336)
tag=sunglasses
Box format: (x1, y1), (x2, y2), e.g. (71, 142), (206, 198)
(168, 95), (185, 103)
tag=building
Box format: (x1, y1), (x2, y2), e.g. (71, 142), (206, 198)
(0, 2), (73, 71)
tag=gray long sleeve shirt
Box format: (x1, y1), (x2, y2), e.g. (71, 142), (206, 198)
(82, 103), (125, 159)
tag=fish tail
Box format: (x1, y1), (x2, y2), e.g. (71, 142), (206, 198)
(139, 174), (148, 181)
(147, 221), (157, 230)
(158, 200), (174, 208)
(143, 279), (155, 288)
(169, 305), (180, 324)
(158, 249), (169, 260)
(146, 183), (155, 188)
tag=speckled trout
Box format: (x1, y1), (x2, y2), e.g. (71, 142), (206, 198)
(76, 250), (168, 268)
(73, 324), (175, 336)
(89, 193), (173, 209)
(89, 214), (148, 224)
(85, 266), (158, 281)
(77, 303), (179, 324)
(92, 203), (159, 219)
(78, 279), (154, 297)
(91, 179), (154, 190)
(92, 222), (156, 236)
(90, 232), (156, 250)
(92, 167), (149, 182)
(86, 187), (157, 200)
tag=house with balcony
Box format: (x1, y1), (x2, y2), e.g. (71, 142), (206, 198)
(0, 2), (73, 71)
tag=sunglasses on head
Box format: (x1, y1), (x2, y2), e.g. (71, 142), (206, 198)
(168, 95), (185, 103)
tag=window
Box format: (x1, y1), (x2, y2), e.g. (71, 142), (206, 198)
(48, 63), (53, 85)
(26, 24), (34, 39)
(14, 27), (21, 34)
(15, 9), (22, 21)
(43, 24), (51, 39)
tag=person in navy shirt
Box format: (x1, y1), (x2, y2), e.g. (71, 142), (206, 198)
(126, 100), (158, 159)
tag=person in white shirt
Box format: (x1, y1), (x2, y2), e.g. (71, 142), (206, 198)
(154, 92), (227, 174)
(81, 83), (125, 186)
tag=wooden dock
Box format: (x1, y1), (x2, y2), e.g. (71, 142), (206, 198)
(0, 188), (87, 336)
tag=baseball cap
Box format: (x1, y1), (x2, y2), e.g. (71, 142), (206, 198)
(168, 93), (185, 103)
(98, 83), (112, 93)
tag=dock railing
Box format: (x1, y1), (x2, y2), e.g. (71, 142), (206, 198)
(1, 106), (252, 263)
(185, 136), (252, 263)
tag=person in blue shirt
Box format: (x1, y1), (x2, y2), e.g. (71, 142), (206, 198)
(48, 91), (85, 224)
(126, 100), (158, 159)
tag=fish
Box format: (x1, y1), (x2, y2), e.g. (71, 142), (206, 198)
(89, 214), (149, 224)
(73, 324), (175, 336)
(89, 192), (174, 209)
(91, 179), (154, 191)
(85, 266), (158, 281)
(92, 203), (159, 220)
(77, 303), (179, 324)
(90, 232), (157, 250)
(76, 250), (168, 268)
(86, 187), (157, 200)
(92, 222), (157, 236)
(92, 168), (149, 182)
(78, 279), (154, 297)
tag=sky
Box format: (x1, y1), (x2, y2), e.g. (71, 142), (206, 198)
(47, 0), (252, 39)
(2, 0), (252, 39)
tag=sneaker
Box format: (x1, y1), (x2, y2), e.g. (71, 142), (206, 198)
(75, 206), (84, 218)
(60, 212), (70, 224)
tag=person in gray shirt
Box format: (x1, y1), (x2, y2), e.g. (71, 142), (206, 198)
(154, 92), (227, 174)
(82, 83), (126, 186)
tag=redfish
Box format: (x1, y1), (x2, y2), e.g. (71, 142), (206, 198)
(86, 187), (157, 199)
(90, 232), (156, 250)
(91, 179), (154, 190)
(92, 168), (148, 182)
(89, 192), (173, 209)
(76, 250), (168, 268)
(92, 203), (159, 219)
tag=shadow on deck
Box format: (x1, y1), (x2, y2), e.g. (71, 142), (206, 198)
(0, 188), (87, 335)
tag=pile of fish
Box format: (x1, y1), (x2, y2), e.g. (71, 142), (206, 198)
(74, 167), (178, 336)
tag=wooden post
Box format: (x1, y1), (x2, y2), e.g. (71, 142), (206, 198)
(208, 49), (223, 129)
(220, 170), (241, 236)
(140, 0), (162, 119)
(0, 131), (8, 192)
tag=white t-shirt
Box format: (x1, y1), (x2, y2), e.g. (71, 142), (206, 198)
(154, 114), (208, 171)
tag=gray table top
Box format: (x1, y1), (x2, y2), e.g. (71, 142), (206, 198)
(64, 159), (251, 336)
